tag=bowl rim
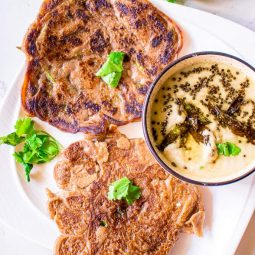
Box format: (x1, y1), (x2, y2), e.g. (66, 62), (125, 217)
(142, 51), (255, 186)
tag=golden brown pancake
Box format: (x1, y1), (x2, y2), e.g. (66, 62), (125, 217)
(22, 0), (182, 135)
(48, 127), (204, 255)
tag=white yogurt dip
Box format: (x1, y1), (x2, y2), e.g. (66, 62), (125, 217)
(150, 61), (255, 181)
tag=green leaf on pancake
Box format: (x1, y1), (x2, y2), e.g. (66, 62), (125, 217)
(96, 51), (125, 88)
(108, 177), (141, 205)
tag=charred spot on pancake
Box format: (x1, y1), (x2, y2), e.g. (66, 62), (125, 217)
(134, 19), (142, 29)
(123, 54), (130, 62)
(50, 118), (79, 133)
(128, 47), (136, 55)
(66, 105), (74, 115)
(125, 98), (143, 118)
(129, 2), (149, 19)
(134, 19), (147, 29)
(90, 30), (109, 53)
(103, 115), (125, 125)
(26, 29), (39, 56)
(136, 52), (145, 66)
(65, 8), (73, 19)
(102, 100), (118, 115)
(34, 91), (49, 119)
(57, 93), (64, 101)
(27, 59), (40, 73)
(139, 2), (149, 11)
(137, 84), (149, 95)
(95, 0), (111, 10)
(130, 7), (138, 19)
(48, 98), (62, 117)
(151, 35), (163, 48)
(34, 89), (62, 119)
(149, 14), (166, 32)
(79, 118), (110, 137)
(69, 36), (83, 47)
(43, 0), (63, 13)
(116, 2), (129, 15)
(160, 48), (173, 64)
(84, 100), (101, 113)
(51, 9), (59, 19)
(166, 30), (174, 43)
(27, 82), (38, 96)
(25, 98), (36, 115)
(75, 9), (89, 22)
(60, 33), (83, 47)
(47, 35), (58, 48)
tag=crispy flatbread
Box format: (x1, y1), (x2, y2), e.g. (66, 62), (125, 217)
(22, 0), (182, 134)
(48, 127), (204, 255)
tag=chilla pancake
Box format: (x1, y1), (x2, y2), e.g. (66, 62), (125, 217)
(48, 127), (204, 255)
(22, 0), (182, 134)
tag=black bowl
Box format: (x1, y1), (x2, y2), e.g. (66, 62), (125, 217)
(142, 51), (255, 186)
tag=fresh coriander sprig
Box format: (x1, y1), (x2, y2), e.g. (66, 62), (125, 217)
(108, 177), (141, 205)
(0, 118), (61, 182)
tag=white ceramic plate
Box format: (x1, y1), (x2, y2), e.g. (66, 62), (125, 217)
(0, 2), (254, 255)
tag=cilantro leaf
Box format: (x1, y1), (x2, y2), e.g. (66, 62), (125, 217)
(96, 52), (125, 88)
(0, 132), (25, 146)
(18, 133), (60, 165)
(108, 177), (141, 205)
(108, 177), (130, 200)
(102, 72), (122, 88)
(23, 163), (33, 182)
(167, 0), (176, 2)
(15, 118), (34, 137)
(126, 184), (141, 205)
(0, 118), (34, 146)
(26, 134), (43, 151)
(217, 143), (229, 156)
(227, 142), (241, 156)
(13, 152), (33, 182)
(96, 52), (125, 76)
(216, 142), (241, 156)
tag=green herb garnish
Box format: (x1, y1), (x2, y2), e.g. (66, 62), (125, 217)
(99, 220), (108, 227)
(15, 118), (34, 136)
(0, 118), (60, 182)
(216, 142), (241, 157)
(96, 51), (125, 88)
(0, 118), (34, 146)
(45, 71), (55, 84)
(108, 177), (141, 205)
(0, 132), (24, 146)
(167, 0), (176, 2)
